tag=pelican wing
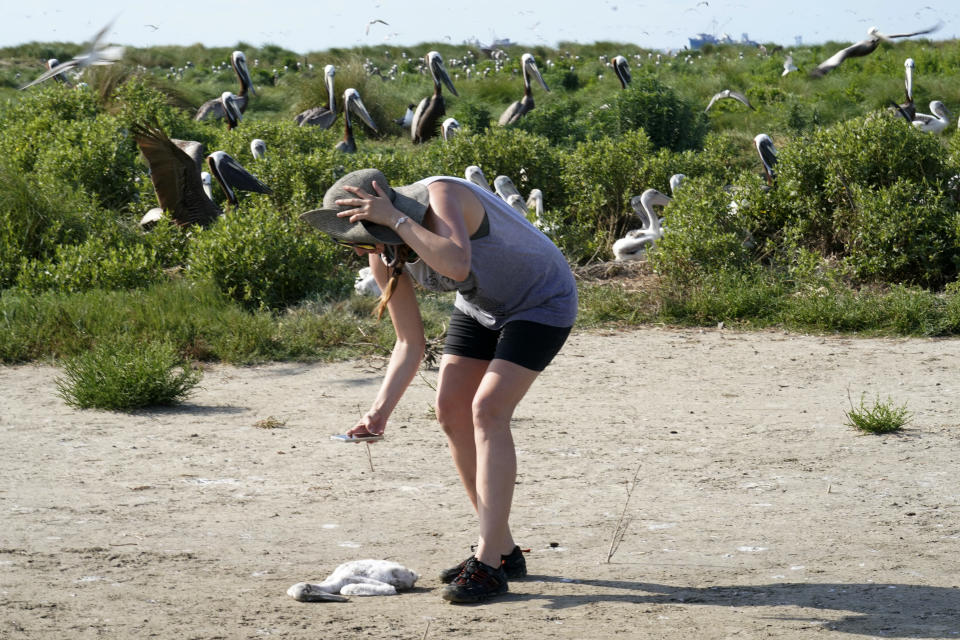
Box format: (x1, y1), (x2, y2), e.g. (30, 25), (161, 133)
(294, 106), (336, 128)
(195, 97), (224, 121)
(19, 59), (80, 89)
(171, 138), (206, 173)
(131, 123), (221, 227)
(810, 38), (879, 76)
(498, 100), (524, 125)
(885, 21), (943, 39)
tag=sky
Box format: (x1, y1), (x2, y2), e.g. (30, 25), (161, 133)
(2, 1), (958, 55)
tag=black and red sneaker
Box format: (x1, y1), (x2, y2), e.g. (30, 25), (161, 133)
(440, 557), (508, 603)
(438, 545), (527, 584)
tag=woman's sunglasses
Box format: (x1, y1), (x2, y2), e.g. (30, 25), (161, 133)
(334, 238), (378, 251)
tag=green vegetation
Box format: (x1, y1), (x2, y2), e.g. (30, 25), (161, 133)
(56, 336), (202, 410)
(844, 392), (912, 434)
(2, 36), (960, 384)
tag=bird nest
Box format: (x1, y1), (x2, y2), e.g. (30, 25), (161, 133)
(572, 260), (660, 293)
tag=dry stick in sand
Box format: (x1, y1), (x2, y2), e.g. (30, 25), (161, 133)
(606, 463), (642, 563)
(364, 442), (375, 472)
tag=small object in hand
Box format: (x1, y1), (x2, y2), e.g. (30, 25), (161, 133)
(331, 433), (384, 443)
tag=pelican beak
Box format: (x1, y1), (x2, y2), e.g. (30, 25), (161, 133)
(325, 65), (336, 112)
(346, 89), (378, 132)
(525, 56), (550, 92)
(433, 55), (459, 97)
(233, 52), (256, 96)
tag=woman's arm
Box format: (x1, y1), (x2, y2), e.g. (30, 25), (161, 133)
(347, 252), (426, 437)
(337, 180), (479, 282)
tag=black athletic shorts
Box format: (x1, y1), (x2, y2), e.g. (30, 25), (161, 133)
(443, 307), (572, 372)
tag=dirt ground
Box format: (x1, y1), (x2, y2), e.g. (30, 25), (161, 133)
(2, 326), (958, 639)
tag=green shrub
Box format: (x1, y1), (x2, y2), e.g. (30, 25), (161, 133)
(844, 392), (910, 434)
(187, 200), (350, 310)
(56, 336), (202, 410)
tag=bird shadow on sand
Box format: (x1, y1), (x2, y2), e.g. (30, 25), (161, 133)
(133, 404), (248, 417)
(498, 575), (958, 637)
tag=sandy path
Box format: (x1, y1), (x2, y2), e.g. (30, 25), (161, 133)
(1, 327), (958, 639)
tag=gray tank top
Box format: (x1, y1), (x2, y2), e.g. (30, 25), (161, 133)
(402, 176), (578, 330)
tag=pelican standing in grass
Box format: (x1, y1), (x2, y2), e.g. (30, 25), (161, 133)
(612, 189), (671, 261)
(499, 53), (550, 125)
(810, 23), (942, 77)
(411, 51), (458, 143)
(294, 64), (337, 128)
(612, 55), (631, 88)
(892, 58), (916, 121)
(441, 117), (461, 141)
(221, 92), (242, 130)
(754, 133), (777, 186)
(132, 123), (271, 228)
(465, 165), (492, 191)
(335, 88), (378, 153)
(195, 51), (256, 121)
(20, 19), (124, 89)
(250, 138), (266, 159)
(393, 103), (416, 129)
(912, 101), (951, 133)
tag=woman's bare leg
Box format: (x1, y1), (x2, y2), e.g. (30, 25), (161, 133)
(470, 359), (541, 568)
(435, 354), (488, 511)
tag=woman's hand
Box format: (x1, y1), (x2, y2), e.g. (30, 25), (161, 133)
(336, 181), (398, 227)
(347, 409), (386, 437)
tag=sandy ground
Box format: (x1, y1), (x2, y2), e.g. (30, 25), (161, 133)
(1, 326), (959, 639)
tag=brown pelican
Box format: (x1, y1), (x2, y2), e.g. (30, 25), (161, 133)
(131, 123), (271, 227)
(441, 117), (461, 141)
(465, 165), (492, 191)
(891, 58), (916, 121)
(195, 51), (256, 121)
(810, 23), (942, 77)
(411, 51), (458, 143)
(493, 175), (523, 205)
(294, 64), (337, 128)
(705, 89), (754, 113)
(612, 55), (631, 88)
(20, 20), (123, 90)
(526, 189), (543, 216)
(335, 88), (378, 153)
(782, 54), (798, 77)
(912, 101), (951, 133)
(754, 134), (778, 186)
(499, 53), (550, 125)
(613, 189), (671, 261)
(250, 138), (266, 159)
(221, 92), (242, 130)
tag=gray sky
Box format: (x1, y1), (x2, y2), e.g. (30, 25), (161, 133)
(2, 1), (956, 54)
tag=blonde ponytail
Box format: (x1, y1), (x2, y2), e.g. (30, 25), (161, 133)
(374, 245), (411, 319)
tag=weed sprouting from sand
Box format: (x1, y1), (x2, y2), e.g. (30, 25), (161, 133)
(254, 416), (286, 429)
(844, 390), (911, 434)
(606, 463), (642, 563)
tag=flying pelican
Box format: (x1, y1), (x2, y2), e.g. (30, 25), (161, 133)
(612, 189), (671, 261)
(704, 89), (754, 113)
(221, 92), (242, 130)
(195, 51), (256, 121)
(891, 58), (915, 121)
(335, 88), (378, 153)
(754, 133), (777, 186)
(465, 165), (492, 191)
(912, 101), (951, 133)
(441, 117), (461, 141)
(810, 23), (942, 77)
(411, 51), (458, 143)
(499, 53), (550, 125)
(782, 54), (798, 76)
(131, 123), (271, 227)
(294, 64), (337, 128)
(612, 55), (631, 88)
(393, 103), (416, 129)
(250, 138), (266, 159)
(20, 20), (124, 89)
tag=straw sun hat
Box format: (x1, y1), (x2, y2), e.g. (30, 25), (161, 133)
(300, 168), (429, 245)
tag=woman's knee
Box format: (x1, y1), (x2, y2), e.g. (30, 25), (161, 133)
(471, 393), (514, 433)
(435, 392), (472, 435)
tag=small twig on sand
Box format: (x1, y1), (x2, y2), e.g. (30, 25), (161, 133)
(606, 463), (642, 563)
(365, 442), (375, 472)
(421, 619), (432, 640)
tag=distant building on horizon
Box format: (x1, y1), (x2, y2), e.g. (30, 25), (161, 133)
(688, 32), (759, 49)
